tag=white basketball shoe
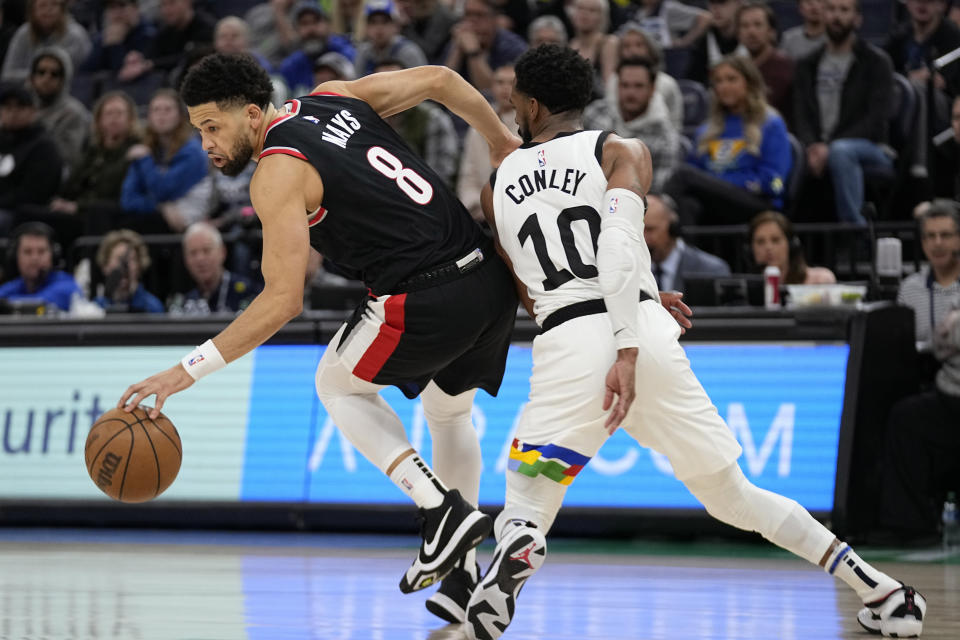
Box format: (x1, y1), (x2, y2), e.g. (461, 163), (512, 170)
(464, 522), (546, 640)
(856, 585), (927, 637)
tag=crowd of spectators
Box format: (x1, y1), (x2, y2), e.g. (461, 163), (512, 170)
(0, 0), (957, 318)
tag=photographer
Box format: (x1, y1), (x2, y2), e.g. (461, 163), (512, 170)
(92, 229), (164, 313)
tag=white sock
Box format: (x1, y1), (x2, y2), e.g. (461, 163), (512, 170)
(388, 453), (447, 509)
(823, 542), (901, 602)
(422, 383), (482, 505)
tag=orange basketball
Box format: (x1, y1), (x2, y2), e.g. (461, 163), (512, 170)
(84, 406), (182, 503)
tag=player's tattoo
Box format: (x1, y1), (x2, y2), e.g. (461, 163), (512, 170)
(629, 178), (648, 210)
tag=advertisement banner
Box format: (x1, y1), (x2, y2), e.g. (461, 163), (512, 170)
(0, 347), (253, 501)
(243, 344), (848, 511)
(0, 343), (848, 511)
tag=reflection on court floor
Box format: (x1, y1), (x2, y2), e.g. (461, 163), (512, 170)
(0, 530), (956, 639)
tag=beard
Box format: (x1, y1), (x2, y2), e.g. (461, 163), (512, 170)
(519, 124), (532, 144)
(826, 21), (855, 44)
(220, 136), (254, 177)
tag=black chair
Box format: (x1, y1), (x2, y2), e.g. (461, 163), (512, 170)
(863, 73), (918, 219)
(784, 133), (805, 216)
(678, 79), (709, 140)
(663, 48), (691, 83)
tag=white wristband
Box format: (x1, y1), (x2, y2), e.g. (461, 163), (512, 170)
(180, 339), (226, 381)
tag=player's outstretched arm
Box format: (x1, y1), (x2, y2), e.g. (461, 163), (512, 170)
(118, 155), (311, 418)
(318, 66), (520, 165)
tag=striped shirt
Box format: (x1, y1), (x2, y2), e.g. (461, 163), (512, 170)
(896, 265), (960, 344)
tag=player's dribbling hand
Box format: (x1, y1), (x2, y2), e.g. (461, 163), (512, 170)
(659, 291), (693, 334)
(602, 348), (638, 434)
(118, 364), (194, 419)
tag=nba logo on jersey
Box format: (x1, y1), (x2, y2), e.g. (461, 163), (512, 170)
(537, 149), (546, 167)
(609, 197), (619, 214)
(303, 116), (321, 125)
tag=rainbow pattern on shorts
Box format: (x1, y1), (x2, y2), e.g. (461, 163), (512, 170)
(508, 439), (590, 485)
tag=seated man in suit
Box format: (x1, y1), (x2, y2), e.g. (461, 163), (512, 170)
(644, 194), (731, 292)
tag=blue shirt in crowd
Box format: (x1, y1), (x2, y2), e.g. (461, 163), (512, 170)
(95, 284), (165, 314)
(689, 109), (792, 209)
(121, 137), (208, 213)
(0, 270), (81, 311)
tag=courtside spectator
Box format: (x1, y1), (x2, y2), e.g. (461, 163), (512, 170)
(0, 82), (61, 230)
(750, 210), (836, 284)
(147, 0), (215, 74)
(120, 88), (207, 234)
(568, 0), (619, 90)
(793, 0), (894, 224)
(625, 0), (711, 49)
(584, 57), (679, 192)
(610, 22), (683, 130)
(47, 91), (142, 237)
(167, 222), (260, 315)
(736, 0), (793, 119)
(443, 0), (526, 92)
(279, 1), (354, 96)
(93, 229), (164, 313)
(686, 0), (744, 85)
(353, 0), (426, 77)
(644, 194), (731, 292)
(29, 47), (90, 173)
(527, 15), (567, 48)
(313, 50), (354, 84)
(780, 0), (826, 60)
(1, 0), (91, 82)
(81, 0), (156, 76)
(0, 221), (80, 311)
(881, 297), (960, 543)
(665, 56), (791, 224)
(897, 201), (960, 344)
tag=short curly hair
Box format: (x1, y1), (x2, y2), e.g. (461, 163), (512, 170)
(180, 53), (273, 111)
(514, 45), (594, 116)
(96, 229), (151, 272)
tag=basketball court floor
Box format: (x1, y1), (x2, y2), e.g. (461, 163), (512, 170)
(0, 528), (956, 639)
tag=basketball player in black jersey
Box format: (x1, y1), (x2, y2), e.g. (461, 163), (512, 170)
(117, 53), (522, 621)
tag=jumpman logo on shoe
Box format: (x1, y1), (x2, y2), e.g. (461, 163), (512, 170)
(510, 542), (538, 570)
(423, 506), (452, 557)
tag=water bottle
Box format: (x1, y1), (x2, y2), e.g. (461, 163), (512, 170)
(763, 265), (781, 310)
(943, 492), (960, 551)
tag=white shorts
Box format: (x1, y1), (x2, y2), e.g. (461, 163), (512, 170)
(511, 301), (742, 483)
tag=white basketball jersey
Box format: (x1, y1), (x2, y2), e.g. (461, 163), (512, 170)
(492, 130), (659, 325)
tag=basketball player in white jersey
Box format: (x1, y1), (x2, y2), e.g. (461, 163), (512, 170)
(463, 45), (927, 640)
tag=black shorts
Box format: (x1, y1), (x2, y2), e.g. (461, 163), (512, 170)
(335, 250), (518, 399)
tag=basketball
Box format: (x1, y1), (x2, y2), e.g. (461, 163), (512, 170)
(84, 406), (182, 503)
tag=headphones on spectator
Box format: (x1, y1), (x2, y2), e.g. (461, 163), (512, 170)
(743, 213), (803, 271)
(5, 221), (62, 278)
(659, 193), (682, 238)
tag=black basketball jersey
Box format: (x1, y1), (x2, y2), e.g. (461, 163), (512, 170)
(260, 92), (485, 294)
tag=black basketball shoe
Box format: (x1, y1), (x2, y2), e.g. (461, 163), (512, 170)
(399, 489), (491, 594)
(464, 521), (546, 640)
(425, 556), (481, 623)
